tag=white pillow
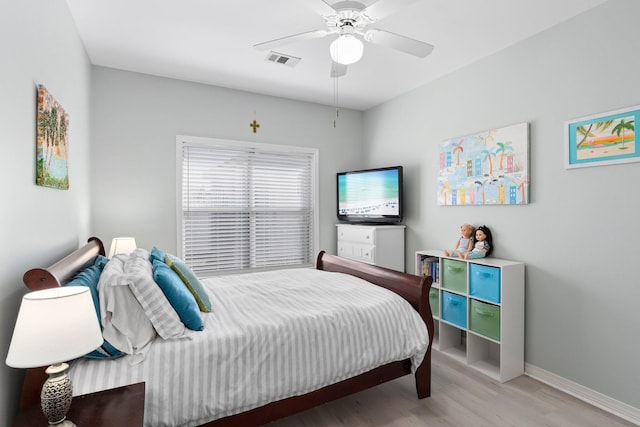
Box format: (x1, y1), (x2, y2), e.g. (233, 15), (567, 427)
(98, 254), (156, 358)
(125, 249), (186, 339)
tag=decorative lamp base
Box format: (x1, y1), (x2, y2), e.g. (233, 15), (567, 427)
(41, 363), (76, 426)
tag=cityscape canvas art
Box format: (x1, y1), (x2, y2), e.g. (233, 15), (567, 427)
(438, 122), (529, 206)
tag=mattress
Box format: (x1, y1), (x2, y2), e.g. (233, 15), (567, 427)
(69, 267), (429, 427)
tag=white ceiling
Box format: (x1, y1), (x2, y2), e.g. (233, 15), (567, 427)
(65, 0), (608, 111)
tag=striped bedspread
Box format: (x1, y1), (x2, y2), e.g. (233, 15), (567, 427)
(69, 267), (429, 427)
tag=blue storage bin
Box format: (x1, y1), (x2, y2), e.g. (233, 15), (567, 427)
(469, 264), (501, 304)
(441, 291), (467, 328)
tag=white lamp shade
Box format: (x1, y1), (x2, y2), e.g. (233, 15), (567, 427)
(108, 237), (137, 258)
(6, 287), (103, 368)
(330, 35), (364, 65)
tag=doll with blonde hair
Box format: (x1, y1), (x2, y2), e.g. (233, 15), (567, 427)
(444, 223), (475, 257)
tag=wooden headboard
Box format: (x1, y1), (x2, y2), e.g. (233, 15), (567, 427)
(22, 237), (105, 291)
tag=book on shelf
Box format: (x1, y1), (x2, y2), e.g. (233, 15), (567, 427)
(420, 256), (440, 283)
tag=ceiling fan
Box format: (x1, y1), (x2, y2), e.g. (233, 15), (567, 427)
(253, 0), (434, 77)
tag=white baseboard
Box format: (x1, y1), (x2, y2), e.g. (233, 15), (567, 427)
(525, 363), (640, 426)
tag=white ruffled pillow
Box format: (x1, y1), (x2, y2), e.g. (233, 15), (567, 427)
(98, 254), (156, 361)
(125, 249), (186, 339)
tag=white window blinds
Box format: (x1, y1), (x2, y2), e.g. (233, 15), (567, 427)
(177, 136), (318, 276)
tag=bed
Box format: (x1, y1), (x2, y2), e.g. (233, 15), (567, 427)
(20, 237), (434, 427)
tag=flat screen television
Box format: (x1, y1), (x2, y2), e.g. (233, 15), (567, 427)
(337, 166), (403, 224)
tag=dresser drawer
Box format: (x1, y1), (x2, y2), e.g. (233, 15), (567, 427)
(442, 259), (467, 293)
(469, 264), (501, 303)
(441, 291), (467, 328)
(359, 245), (375, 262)
(337, 242), (375, 263)
(337, 242), (352, 258)
(337, 226), (376, 244)
(469, 299), (501, 341)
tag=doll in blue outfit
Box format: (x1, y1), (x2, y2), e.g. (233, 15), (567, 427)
(464, 225), (493, 259)
(443, 223), (475, 257)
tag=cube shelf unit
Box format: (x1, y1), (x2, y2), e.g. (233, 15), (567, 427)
(416, 250), (524, 382)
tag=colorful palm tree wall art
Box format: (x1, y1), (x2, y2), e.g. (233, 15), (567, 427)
(576, 120), (614, 148)
(438, 181), (451, 205)
(36, 85), (69, 189)
(481, 148), (496, 175)
(566, 105), (639, 169)
(474, 179), (488, 205)
(496, 141), (513, 170)
(437, 122), (529, 206)
(612, 119), (635, 150)
(452, 139), (464, 165)
(513, 176), (529, 203)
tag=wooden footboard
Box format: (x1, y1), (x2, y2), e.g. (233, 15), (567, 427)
(316, 251), (435, 399)
(19, 241), (434, 427)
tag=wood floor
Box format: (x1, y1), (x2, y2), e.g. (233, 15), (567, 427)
(268, 351), (636, 427)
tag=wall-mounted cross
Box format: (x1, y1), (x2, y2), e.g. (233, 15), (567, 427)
(250, 119), (260, 133)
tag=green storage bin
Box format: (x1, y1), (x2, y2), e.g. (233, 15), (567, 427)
(441, 259), (467, 293)
(469, 299), (501, 341)
(429, 288), (439, 317)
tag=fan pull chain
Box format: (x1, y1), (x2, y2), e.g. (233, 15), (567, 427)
(333, 68), (339, 128)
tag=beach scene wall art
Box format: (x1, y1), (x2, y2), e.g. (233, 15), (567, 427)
(438, 122), (529, 206)
(36, 85), (69, 189)
(565, 105), (637, 169)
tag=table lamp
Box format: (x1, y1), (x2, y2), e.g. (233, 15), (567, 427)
(108, 237), (137, 258)
(6, 286), (103, 427)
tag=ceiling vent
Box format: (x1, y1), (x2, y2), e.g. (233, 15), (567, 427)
(265, 51), (301, 68)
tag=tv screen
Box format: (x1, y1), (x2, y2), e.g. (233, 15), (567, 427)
(337, 166), (403, 224)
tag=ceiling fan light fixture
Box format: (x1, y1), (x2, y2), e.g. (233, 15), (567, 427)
(330, 34), (364, 65)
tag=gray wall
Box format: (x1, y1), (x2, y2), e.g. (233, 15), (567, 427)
(90, 66), (364, 257)
(364, 0), (640, 410)
(0, 0), (92, 424)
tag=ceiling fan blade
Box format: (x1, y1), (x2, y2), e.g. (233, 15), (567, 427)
(316, 0), (343, 14)
(365, 29), (434, 57)
(364, 0), (423, 21)
(330, 62), (348, 78)
(254, 29), (328, 51)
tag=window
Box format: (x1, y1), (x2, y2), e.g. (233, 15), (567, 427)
(177, 136), (318, 276)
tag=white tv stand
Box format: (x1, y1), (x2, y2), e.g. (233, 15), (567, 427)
(336, 224), (405, 272)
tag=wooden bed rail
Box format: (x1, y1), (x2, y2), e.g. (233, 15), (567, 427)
(22, 237), (105, 290)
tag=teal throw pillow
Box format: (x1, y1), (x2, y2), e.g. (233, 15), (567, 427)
(152, 259), (204, 331)
(149, 246), (167, 264)
(66, 257), (125, 359)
